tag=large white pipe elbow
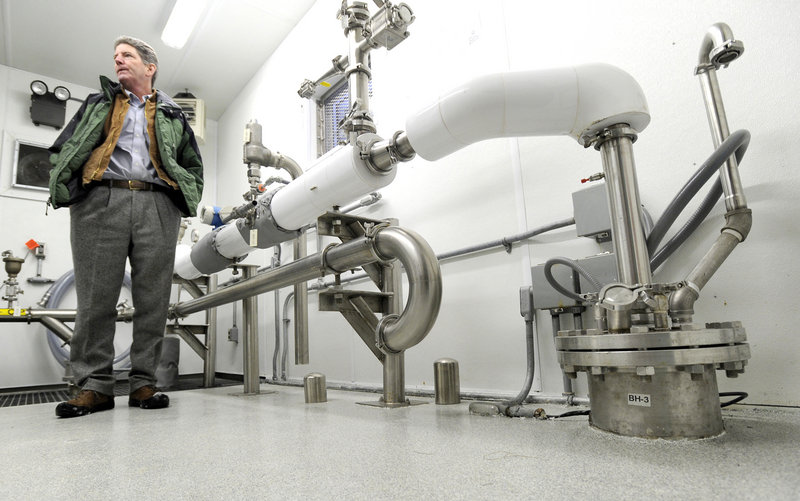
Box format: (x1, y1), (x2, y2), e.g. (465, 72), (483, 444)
(404, 63), (650, 161)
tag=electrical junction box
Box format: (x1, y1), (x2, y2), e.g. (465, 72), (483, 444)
(572, 183), (612, 242)
(530, 252), (618, 310)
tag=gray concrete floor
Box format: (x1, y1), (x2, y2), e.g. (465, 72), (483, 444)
(2, 384), (798, 500)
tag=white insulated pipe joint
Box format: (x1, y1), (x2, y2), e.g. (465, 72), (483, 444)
(404, 63), (650, 161)
(270, 135), (397, 230)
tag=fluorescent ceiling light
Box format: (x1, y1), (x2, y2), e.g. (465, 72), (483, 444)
(161, 0), (209, 49)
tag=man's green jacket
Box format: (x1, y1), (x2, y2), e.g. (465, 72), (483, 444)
(48, 76), (204, 217)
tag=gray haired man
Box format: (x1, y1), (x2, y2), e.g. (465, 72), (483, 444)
(49, 36), (204, 417)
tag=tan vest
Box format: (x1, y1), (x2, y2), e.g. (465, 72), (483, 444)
(81, 92), (178, 189)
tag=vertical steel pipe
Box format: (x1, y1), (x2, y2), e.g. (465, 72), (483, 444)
(241, 266), (260, 394)
(598, 127), (653, 286)
(698, 69), (747, 211)
(381, 259), (405, 404)
(293, 234), (309, 364)
(695, 22), (746, 211)
(383, 352), (405, 405)
(272, 251), (281, 381)
(348, 23), (370, 119)
(203, 274), (217, 387)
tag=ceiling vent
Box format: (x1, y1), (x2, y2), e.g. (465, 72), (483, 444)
(173, 90), (206, 144)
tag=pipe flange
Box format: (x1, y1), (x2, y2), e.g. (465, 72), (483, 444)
(376, 313), (402, 354)
(586, 124), (639, 150)
(356, 133), (394, 175)
(364, 221), (392, 239)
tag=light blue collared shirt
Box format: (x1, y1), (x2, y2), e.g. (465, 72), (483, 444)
(104, 90), (168, 187)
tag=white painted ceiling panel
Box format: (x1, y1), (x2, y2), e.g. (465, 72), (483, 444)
(0, 0), (317, 119)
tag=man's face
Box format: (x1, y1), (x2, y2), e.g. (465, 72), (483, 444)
(114, 43), (155, 91)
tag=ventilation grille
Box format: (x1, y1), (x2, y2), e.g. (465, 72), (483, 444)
(0, 390), (70, 407)
(0, 375), (242, 408)
(173, 97), (206, 145)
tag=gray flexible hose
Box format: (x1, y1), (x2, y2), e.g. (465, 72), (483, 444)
(44, 269), (133, 368)
(543, 256), (603, 303)
(650, 137), (748, 270)
(502, 318), (535, 406)
(647, 130), (750, 256)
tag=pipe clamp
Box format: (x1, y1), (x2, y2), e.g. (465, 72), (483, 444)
(376, 313), (402, 354)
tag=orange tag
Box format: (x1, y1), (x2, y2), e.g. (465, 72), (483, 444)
(25, 239), (39, 250)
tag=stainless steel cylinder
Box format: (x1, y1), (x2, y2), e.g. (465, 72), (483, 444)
(304, 372), (327, 403)
(598, 128), (653, 287)
(383, 352), (406, 405)
(588, 367), (723, 438)
(434, 358), (460, 405)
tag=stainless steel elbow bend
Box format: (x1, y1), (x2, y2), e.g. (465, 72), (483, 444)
(373, 226), (442, 353)
(696, 22), (744, 74)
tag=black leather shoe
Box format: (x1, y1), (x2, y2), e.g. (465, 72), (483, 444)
(128, 385), (170, 409)
(56, 390), (115, 418)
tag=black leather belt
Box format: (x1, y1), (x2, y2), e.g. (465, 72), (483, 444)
(91, 179), (172, 193)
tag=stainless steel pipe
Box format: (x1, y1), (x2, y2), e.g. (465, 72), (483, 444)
(38, 316), (73, 344)
(698, 70), (747, 211)
(203, 274), (217, 387)
(374, 227), (443, 353)
(293, 234), (309, 365)
(171, 226), (443, 356)
(169, 236), (376, 318)
(696, 22), (747, 211)
(669, 209), (752, 323)
(0, 308), (133, 323)
(598, 126), (653, 286)
(241, 266), (260, 394)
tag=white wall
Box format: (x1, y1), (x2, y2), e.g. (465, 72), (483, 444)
(213, 0), (800, 407)
(0, 64), (218, 388)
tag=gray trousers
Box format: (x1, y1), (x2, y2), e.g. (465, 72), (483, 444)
(69, 185), (181, 396)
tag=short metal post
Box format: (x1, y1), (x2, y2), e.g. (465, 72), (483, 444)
(383, 352), (405, 405)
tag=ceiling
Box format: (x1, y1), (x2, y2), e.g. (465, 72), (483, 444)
(0, 0), (317, 120)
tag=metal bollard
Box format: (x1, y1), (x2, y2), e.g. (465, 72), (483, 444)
(304, 372), (327, 403)
(434, 358), (460, 405)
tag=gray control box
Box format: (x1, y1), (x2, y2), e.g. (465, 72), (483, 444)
(530, 252), (618, 310)
(572, 183), (612, 242)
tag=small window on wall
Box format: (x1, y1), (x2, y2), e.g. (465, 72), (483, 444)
(317, 80), (373, 157)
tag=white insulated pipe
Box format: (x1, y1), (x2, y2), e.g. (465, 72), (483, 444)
(404, 63), (650, 160)
(174, 141), (396, 279)
(175, 63), (650, 279)
(270, 141), (397, 230)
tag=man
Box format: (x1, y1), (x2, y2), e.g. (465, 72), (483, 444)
(48, 36), (203, 418)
